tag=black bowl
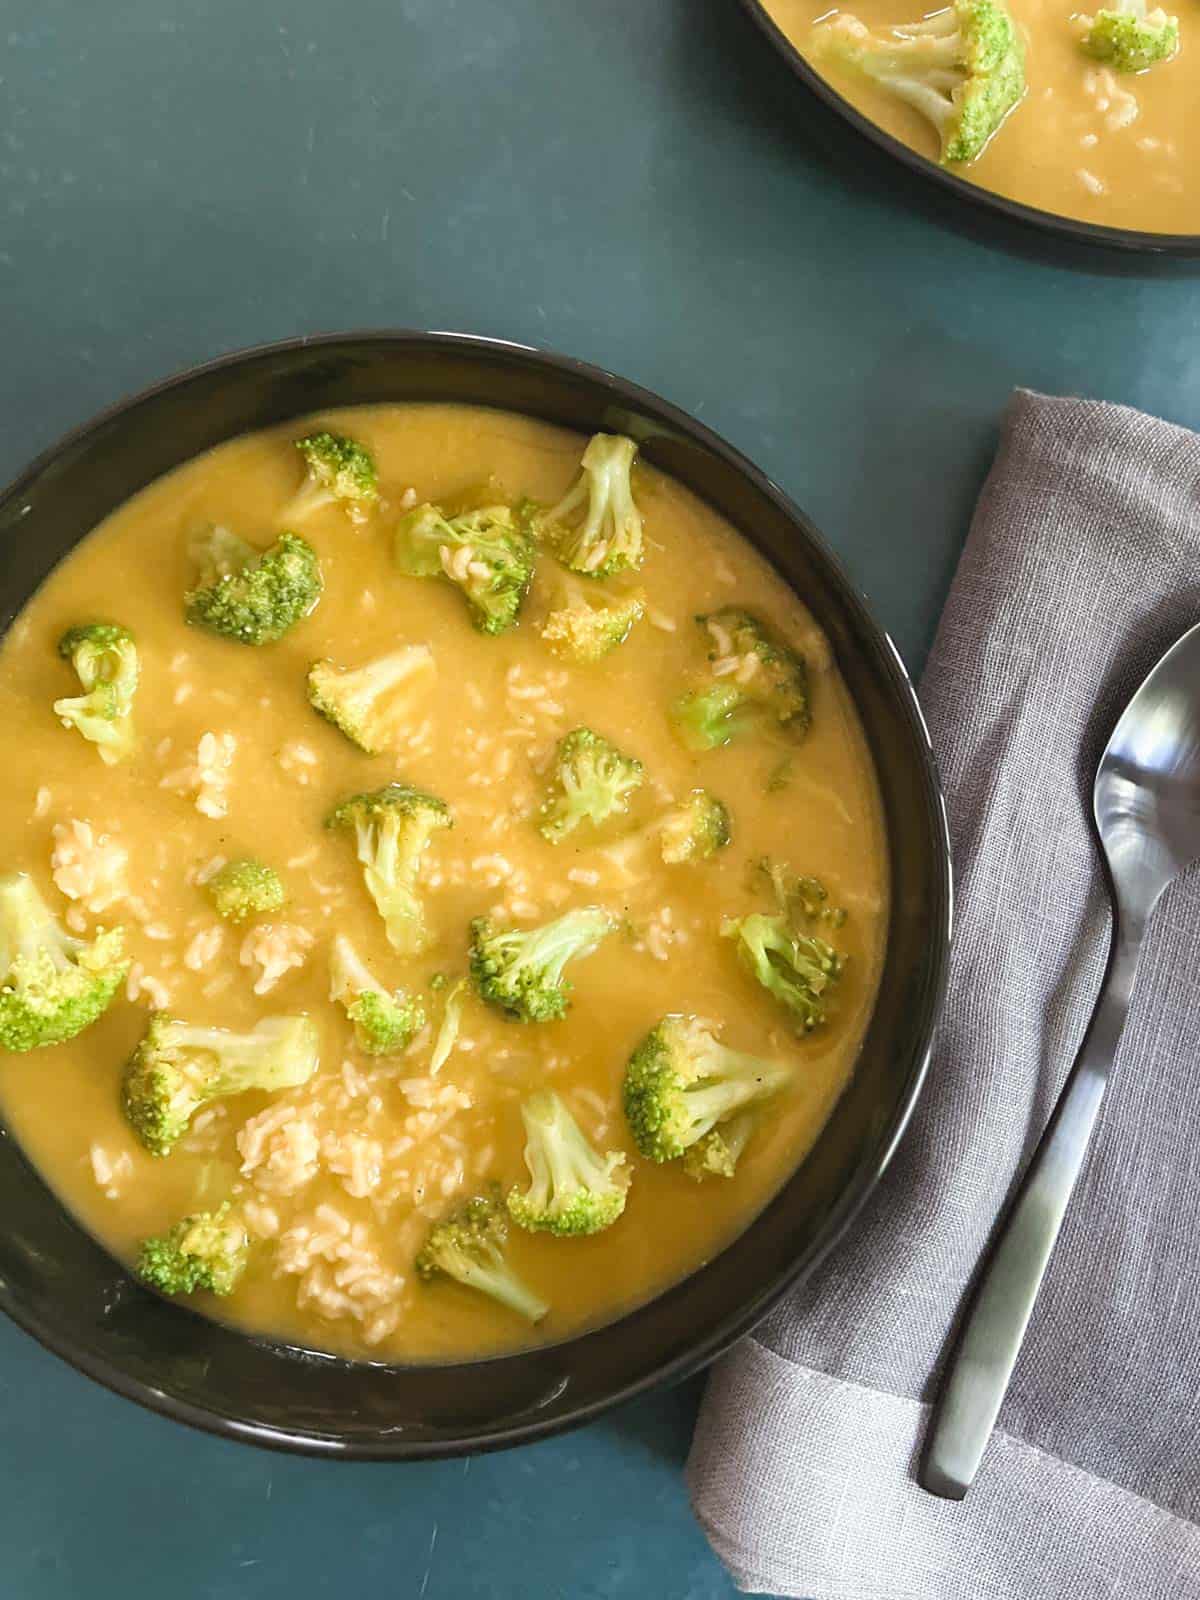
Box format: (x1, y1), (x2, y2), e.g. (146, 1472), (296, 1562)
(738, 0), (1200, 259)
(0, 332), (951, 1458)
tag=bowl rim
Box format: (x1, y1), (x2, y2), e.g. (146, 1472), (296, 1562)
(0, 329), (953, 1458)
(737, 0), (1200, 258)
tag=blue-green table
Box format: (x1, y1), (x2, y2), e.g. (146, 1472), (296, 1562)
(2, 3), (1197, 1596)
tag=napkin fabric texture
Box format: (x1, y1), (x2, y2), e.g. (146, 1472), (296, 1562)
(687, 390), (1200, 1600)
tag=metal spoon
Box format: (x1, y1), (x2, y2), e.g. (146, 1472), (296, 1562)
(921, 620), (1200, 1501)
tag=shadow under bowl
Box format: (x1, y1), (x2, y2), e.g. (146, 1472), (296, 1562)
(0, 331), (951, 1459)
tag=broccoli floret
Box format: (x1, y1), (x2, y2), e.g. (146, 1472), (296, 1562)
(429, 975), (467, 1074)
(600, 789), (731, 881)
(307, 645), (436, 755)
(672, 609), (809, 751)
(325, 784), (451, 955)
(682, 1113), (756, 1181)
(507, 1089), (630, 1237)
(0, 872), (127, 1053)
(205, 859), (287, 924)
(137, 1203), (249, 1297)
(658, 790), (732, 863)
(470, 907), (616, 1022)
(185, 529), (322, 646)
(328, 934), (424, 1055)
(722, 914), (844, 1033)
(415, 1191), (548, 1323)
(1075, 0), (1178, 69)
(759, 860), (846, 929)
(623, 1015), (793, 1164)
(289, 431), (379, 523)
(540, 587), (645, 663)
(529, 434), (645, 577)
(672, 684), (755, 751)
(394, 502), (536, 634)
(813, 0), (1024, 166)
(121, 1011), (319, 1156)
(723, 863), (847, 1031)
(54, 622), (139, 765)
(538, 727), (645, 844)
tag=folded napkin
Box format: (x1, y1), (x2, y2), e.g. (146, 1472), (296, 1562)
(687, 390), (1200, 1600)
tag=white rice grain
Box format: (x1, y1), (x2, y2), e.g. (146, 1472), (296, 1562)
(51, 819), (129, 912)
(161, 731), (237, 818)
(183, 925), (225, 970)
(239, 922), (313, 995)
(126, 964), (171, 1009)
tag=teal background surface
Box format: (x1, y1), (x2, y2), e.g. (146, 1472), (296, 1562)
(1, 2), (1197, 1596)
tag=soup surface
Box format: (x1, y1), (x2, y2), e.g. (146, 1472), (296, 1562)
(0, 403), (886, 1362)
(764, 0), (1196, 234)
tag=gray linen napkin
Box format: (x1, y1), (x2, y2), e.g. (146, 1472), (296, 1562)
(687, 389), (1200, 1600)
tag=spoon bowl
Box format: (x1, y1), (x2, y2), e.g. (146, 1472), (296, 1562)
(1096, 623), (1200, 919)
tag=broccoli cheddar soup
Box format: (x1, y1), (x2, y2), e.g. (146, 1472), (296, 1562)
(0, 404), (887, 1362)
(765, 0), (1198, 234)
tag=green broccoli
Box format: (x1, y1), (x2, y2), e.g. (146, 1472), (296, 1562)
(429, 976), (467, 1074)
(672, 683), (754, 751)
(658, 790), (732, 864)
(325, 784), (451, 955)
(204, 859), (287, 924)
(812, 0), (1025, 166)
(307, 645), (436, 755)
(623, 1015), (793, 1164)
(722, 913), (844, 1033)
(528, 434), (645, 577)
(507, 1089), (630, 1237)
(470, 906), (616, 1022)
(415, 1191), (548, 1323)
(185, 528), (322, 645)
(121, 1011), (319, 1156)
(1076, 0), (1178, 69)
(394, 502), (536, 634)
(759, 860), (846, 929)
(0, 872), (127, 1052)
(289, 431), (379, 523)
(137, 1203), (249, 1297)
(540, 587), (645, 663)
(722, 862), (847, 1032)
(329, 934), (424, 1055)
(600, 789), (732, 881)
(54, 623), (139, 765)
(672, 608), (809, 751)
(681, 1113), (756, 1181)
(538, 727), (645, 844)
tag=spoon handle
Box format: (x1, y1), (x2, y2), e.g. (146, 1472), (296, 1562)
(919, 925), (1142, 1500)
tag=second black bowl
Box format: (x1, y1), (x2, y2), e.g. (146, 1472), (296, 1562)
(0, 331), (951, 1458)
(738, 0), (1200, 259)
